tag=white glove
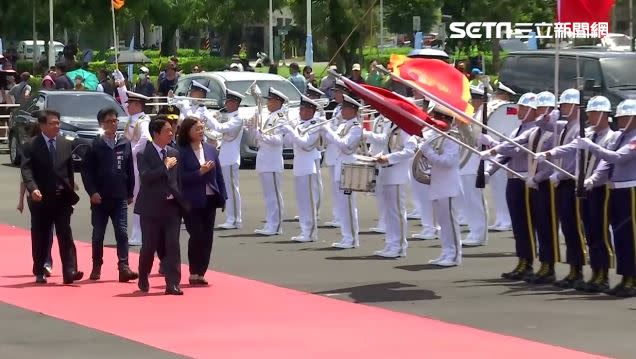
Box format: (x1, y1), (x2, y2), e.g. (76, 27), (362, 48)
(535, 152), (548, 163)
(526, 177), (538, 189)
(479, 149), (493, 160)
(549, 173), (560, 187)
(576, 137), (594, 149)
(548, 109), (561, 122)
(281, 124), (294, 134)
(484, 172), (491, 185)
(478, 133), (496, 147)
(419, 142), (435, 157)
(584, 179), (594, 191)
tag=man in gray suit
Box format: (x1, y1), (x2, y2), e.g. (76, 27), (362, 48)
(134, 118), (188, 295)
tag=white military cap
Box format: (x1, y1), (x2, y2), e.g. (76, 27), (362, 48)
(300, 95), (320, 110)
(306, 83), (325, 97)
(558, 88), (580, 105)
(125, 91), (150, 103)
(226, 89), (245, 102)
(497, 82), (516, 95)
(335, 79), (349, 91)
(342, 94), (362, 109)
(265, 87), (288, 103)
(517, 92), (537, 109)
(586, 96), (611, 113)
(536, 91), (556, 108)
(615, 99), (636, 117)
(430, 102), (455, 117)
(139, 66), (150, 73)
(191, 80), (210, 93)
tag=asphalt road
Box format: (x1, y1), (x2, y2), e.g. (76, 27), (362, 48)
(0, 154), (634, 358)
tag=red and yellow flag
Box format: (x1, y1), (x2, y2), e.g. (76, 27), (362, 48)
(389, 55), (474, 122)
(112, 0), (125, 10)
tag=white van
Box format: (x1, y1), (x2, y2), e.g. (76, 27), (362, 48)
(17, 40), (65, 60)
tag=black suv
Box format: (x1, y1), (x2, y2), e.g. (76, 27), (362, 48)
(8, 90), (128, 166)
(499, 50), (636, 110)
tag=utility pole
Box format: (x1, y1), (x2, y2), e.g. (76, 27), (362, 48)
(48, 0), (55, 67)
(305, 0), (313, 67)
(269, 0), (274, 61)
(630, 0), (634, 51)
(380, 0), (384, 51)
(33, 0), (38, 71)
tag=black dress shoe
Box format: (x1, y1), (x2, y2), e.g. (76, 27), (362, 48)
(44, 265), (53, 278)
(118, 267), (139, 282)
(138, 276), (149, 292)
(188, 276), (209, 286)
(63, 271), (84, 284)
(165, 285), (184, 295)
(90, 264), (101, 280)
(35, 275), (47, 284)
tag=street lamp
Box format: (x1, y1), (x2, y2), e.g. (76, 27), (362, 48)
(305, 0), (313, 66)
(48, 0), (55, 67)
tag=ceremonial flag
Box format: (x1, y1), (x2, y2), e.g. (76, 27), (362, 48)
(339, 76), (450, 135)
(389, 55), (474, 123)
(112, 0), (125, 10)
(557, 0), (615, 24)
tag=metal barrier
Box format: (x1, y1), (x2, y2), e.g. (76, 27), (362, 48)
(0, 103), (19, 152)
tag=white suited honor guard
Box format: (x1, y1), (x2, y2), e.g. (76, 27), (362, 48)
(420, 104), (464, 266)
(322, 79), (348, 228)
(363, 114), (392, 233)
(121, 90), (151, 246)
(305, 84), (326, 219)
(458, 86), (488, 246)
(281, 95), (323, 242)
(253, 87), (288, 235)
(320, 94), (363, 248)
(173, 80), (211, 122)
(373, 123), (418, 257)
(202, 89), (245, 229)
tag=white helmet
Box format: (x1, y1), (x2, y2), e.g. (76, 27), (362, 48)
(586, 96), (611, 113)
(558, 88), (580, 105)
(517, 92), (537, 109)
(536, 91), (556, 108)
(615, 99), (636, 117)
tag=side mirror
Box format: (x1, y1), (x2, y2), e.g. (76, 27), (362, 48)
(583, 79), (595, 92)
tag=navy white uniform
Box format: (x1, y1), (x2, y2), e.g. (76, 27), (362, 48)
(173, 80), (211, 123)
(373, 126), (417, 258)
(320, 95), (363, 248)
(252, 88), (288, 235)
(322, 79), (347, 228)
(203, 89), (245, 229)
(306, 84), (327, 219)
(363, 115), (392, 232)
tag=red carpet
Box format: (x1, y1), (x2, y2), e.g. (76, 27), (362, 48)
(0, 224), (607, 359)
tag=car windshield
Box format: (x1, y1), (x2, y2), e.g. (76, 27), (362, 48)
(224, 80), (301, 107)
(601, 58), (636, 87)
(607, 36), (631, 47)
(47, 93), (126, 119)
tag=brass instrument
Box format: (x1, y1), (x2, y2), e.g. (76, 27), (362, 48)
(246, 81), (263, 148)
(298, 119), (330, 135)
(412, 130), (466, 184)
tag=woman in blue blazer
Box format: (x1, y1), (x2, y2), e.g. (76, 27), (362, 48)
(177, 117), (227, 285)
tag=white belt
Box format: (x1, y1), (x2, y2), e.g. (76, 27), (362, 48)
(612, 180), (636, 189)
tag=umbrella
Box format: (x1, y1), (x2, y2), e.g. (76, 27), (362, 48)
(66, 68), (99, 91)
(107, 50), (150, 64)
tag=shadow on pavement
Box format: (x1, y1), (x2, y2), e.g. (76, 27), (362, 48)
(395, 264), (453, 271)
(313, 281), (441, 303)
(325, 255), (398, 261)
(462, 252), (517, 258)
(218, 233), (276, 238)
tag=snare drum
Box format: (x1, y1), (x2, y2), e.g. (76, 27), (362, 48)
(340, 162), (378, 194)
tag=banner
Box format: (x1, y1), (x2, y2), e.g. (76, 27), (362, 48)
(113, 0), (125, 10)
(557, 0), (615, 23)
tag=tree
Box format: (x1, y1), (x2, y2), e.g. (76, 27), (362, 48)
(383, 0), (443, 35)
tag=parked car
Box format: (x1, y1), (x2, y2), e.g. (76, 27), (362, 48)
(599, 33), (633, 52)
(173, 71), (302, 167)
(498, 49), (636, 111)
(17, 40), (65, 60)
(8, 91), (128, 168)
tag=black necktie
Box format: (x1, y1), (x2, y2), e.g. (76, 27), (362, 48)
(559, 124), (569, 146)
(608, 132), (625, 180)
(585, 132), (599, 167)
(48, 139), (56, 164)
(531, 128), (543, 152)
(161, 149), (167, 162)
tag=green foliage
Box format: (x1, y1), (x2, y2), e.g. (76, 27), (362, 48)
(383, 0), (443, 34)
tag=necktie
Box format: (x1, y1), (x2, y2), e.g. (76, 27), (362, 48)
(608, 132), (625, 180)
(531, 128), (543, 152)
(586, 132), (599, 165)
(559, 124), (569, 146)
(48, 139), (56, 164)
(161, 149), (167, 162)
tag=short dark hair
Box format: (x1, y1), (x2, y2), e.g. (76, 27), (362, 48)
(55, 63), (66, 72)
(156, 113), (178, 125)
(97, 108), (118, 123)
(36, 109), (61, 124)
(149, 119), (169, 138)
(177, 117), (202, 147)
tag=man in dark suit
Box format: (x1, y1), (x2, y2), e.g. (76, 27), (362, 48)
(21, 109), (83, 284)
(81, 107), (138, 282)
(134, 118), (188, 295)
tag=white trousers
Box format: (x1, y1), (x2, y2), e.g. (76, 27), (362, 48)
(222, 164), (241, 226)
(459, 174), (488, 242)
(295, 174), (319, 240)
(373, 178), (386, 229)
(412, 179), (436, 228)
(489, 170), (512, 225)
(314, 159), (323, 218)
(259, 172), (284, 233)
(434, 197), (462, 263)
(327, 165), (341, 223)
(380, 184), (408, 253)
(335, 188), (359, 245)
(130, 163), (142, 244)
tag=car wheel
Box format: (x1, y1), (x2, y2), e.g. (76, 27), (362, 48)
(9, 133), (21, 166)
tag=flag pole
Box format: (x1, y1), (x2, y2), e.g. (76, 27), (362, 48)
(111, 0), (119, 68)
